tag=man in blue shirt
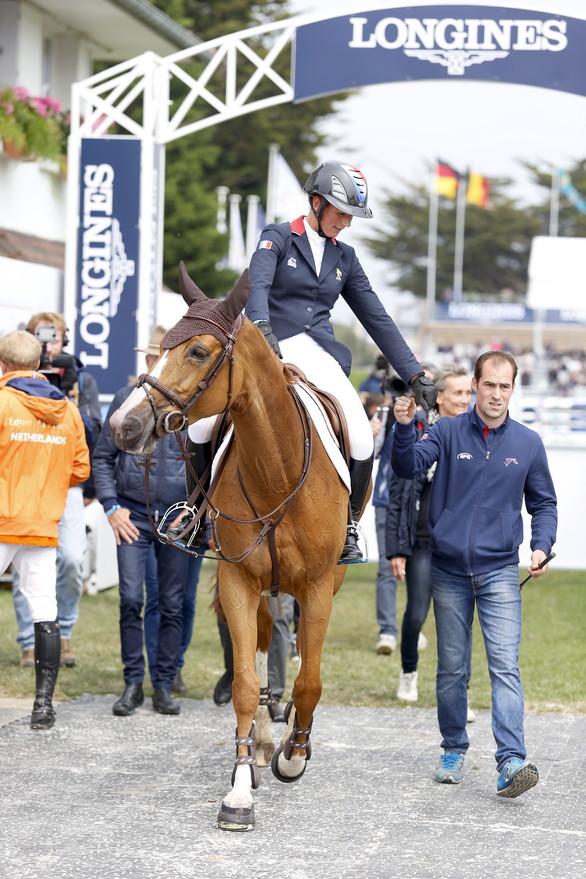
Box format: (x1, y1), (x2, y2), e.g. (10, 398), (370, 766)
(391, 350), (557, 799)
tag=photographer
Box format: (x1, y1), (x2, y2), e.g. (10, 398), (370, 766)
(369, 365), (412, 655)
(11, 312), (101, 669)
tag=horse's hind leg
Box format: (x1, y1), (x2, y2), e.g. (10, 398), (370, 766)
(271, 582), (333, 783)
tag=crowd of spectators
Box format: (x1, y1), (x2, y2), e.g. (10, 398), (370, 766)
(430, 343), (586, 396)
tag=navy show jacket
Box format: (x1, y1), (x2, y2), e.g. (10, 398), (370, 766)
(246, 217), (422, 381)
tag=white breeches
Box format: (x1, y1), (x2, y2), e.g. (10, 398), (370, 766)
(188, 333), (374, 461)
(0, 544), (57, 622)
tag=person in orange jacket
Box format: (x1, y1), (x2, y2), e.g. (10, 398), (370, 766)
(0, 331), (90, 730)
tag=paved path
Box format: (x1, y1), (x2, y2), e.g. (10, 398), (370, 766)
(0, 696), (584, 879)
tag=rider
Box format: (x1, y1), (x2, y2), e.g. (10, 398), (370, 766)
(184, 161), (437, 562)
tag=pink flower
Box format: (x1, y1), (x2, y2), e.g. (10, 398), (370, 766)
(13, 86), (30, 101)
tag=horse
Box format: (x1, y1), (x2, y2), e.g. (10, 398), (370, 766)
(109, 262), (363, 831)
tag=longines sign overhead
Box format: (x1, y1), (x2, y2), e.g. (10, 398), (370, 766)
(293, 5), (586, 100)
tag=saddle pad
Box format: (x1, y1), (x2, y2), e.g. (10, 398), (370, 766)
(211, 384), (351, 491)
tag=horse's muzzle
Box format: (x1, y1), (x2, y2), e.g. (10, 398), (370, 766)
(110, 413), (156, 454)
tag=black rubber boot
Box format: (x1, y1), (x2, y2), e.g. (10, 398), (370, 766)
(31, 620), (61, 730)
(340, 455), (374, 563)
(166, 439), (212, 546)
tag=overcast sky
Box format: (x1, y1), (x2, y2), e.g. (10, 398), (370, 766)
(285, 1), (586, 300)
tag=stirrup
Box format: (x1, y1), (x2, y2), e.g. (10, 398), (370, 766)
(156, 502), (203, 555)
(338, 523), (368, 565)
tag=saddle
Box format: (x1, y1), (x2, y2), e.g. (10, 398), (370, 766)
(209, 362), (351, 469)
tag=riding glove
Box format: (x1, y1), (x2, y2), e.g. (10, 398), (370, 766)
(409, 374), (438, 410)
(254, 320), (282, 358)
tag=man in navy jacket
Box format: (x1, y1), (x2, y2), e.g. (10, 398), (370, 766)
(93, 374), (191, 718)
(391, 350), (557, 799)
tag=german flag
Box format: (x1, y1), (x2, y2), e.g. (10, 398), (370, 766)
(467, 172), (490, 208)
(435, 161), (460, 199)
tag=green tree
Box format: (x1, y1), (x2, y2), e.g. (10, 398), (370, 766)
(151, 0), (346, 294)
(364, 171), (542, 299)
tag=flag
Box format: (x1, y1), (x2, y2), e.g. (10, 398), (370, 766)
(435, 160), (460, 199)
(559, 169), (586, 215)
(466, 172), (490, 208)
(267, 144), (307, 222)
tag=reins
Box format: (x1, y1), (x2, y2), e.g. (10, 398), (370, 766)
(137, 316), (314, 596)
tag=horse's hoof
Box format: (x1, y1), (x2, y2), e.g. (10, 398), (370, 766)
(217, 803), (255, 831)
(270, 744), (307, 784)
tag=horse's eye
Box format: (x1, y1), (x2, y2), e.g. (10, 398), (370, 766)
(188, 344), (209, 361)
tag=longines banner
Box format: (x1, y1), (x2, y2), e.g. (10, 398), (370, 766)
(293, 6), (586, 100)
(74, 138), (140, 397)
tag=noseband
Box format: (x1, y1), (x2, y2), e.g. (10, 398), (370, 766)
(135, 314), (244, 436)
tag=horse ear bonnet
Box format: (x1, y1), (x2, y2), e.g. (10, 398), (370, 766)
(161, 262), (250, 350)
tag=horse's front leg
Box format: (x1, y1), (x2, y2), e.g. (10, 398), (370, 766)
(271, 583), (333, 783)
(254, 596), (276, 766)
(217, 579), (260, 832)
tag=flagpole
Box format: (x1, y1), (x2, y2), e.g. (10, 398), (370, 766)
(549, 168), (560, 236)
(266, 143), (280, 224)
(426, 169), (439, 312)
(453, 177), (466, 302)
(245, 194), (260, 259)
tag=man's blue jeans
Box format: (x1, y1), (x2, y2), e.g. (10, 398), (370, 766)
(144, 545), (203, 684)
(375, 506), (398, 637)
(431, 564), (525, 769)
(117, 513), (190, 690)
(12, 486), (86, 649)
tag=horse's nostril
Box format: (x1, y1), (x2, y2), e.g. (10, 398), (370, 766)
(110, 414), (146, 450)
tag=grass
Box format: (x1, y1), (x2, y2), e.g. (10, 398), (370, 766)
(0, 563), (584, 713)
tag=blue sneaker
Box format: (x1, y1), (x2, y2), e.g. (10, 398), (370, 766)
(496, 758), (539, 798)
(434, 751), (465, 784)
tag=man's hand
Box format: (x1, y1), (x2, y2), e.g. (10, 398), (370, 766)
(390, 556), (407, 581)
(527, 550), (549, 580)
(393, 395), (417, 424)
(107, 507), (139, 546)
(254, 320), (282, 358)
(410, 374), (438, 410)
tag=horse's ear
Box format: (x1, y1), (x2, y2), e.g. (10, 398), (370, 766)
(178, 260), (206, 305)
(223, 269), (250, 320)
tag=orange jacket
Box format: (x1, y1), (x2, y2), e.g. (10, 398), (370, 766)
(0, 370), (90, 545)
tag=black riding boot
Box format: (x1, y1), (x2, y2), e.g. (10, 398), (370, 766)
(340, 455), (374, 563)
(166, 439), (212, 547)
(31, 620), (61, 730)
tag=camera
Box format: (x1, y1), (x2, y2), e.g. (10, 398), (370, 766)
(35, 325), (77, 388)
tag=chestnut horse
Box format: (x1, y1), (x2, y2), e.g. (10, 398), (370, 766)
(110, 264), (358, 831)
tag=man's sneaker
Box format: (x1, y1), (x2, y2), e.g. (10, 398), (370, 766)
(434, 751), (465, 784)
(397, 670), (418, 702)
(467, 701), (476, 723)
(418, 632), (428, 651)
(496, 759), (539, 799)
(376, 634), (397, 655)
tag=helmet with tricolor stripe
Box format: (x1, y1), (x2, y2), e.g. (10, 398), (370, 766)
(303, 161), (373, 219)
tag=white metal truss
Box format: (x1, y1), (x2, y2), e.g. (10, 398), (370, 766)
(70, 18), (300, 144)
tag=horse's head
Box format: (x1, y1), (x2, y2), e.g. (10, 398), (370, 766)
(110, 262), (250, 454)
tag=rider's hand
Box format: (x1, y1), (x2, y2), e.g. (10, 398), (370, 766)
(410, 374), (438, 410)
(254, 320), (282, 358)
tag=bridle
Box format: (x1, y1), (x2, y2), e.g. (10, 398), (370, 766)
(134, 312), (314, 595)
(135, 313), (244, 437)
